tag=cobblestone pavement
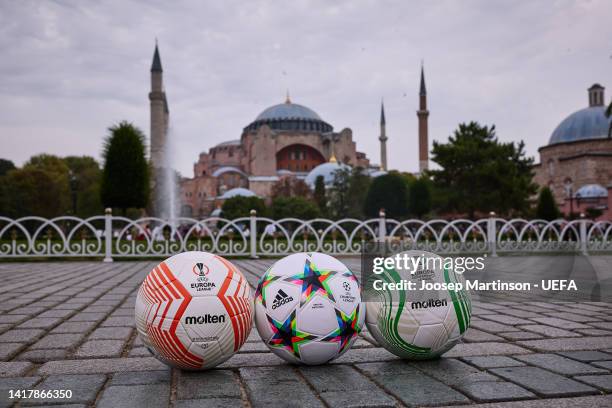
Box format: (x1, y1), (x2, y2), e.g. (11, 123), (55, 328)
(0, 259), (611, 407)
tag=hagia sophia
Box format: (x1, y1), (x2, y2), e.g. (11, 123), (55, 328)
(148, 45), (611, 219)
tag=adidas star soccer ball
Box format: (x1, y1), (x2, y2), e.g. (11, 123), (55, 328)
(365, 250), (471, 359)
(254, 252), (364, 365)
(135, 251), (253, 369)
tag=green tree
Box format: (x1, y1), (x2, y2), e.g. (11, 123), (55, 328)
(101, 121), (149, 214)
(0, 168), (65, 218)
(346, 167), (371, 219)
(430, 122), (536, 218)
(409, 177), (432, 218)
(221, 196), (267, 219)
(271, 196), (320, 220)
(328, 168), (351, 219)
(313, 175), (327, 215)
(64, 156), (103, 217)
(0, 159), (15, 176)
(271, 177), (311, 199)
(535, 187), (560, 221)
(364, 172), (409, 218)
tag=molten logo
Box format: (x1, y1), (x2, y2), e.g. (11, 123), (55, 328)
(192, 262), (209, 277)
(185, 314), (226, 324)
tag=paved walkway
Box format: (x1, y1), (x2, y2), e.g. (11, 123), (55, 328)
(0, 260), (611, 407)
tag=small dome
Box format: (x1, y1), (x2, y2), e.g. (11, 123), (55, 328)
(219, 187), (257, 199)
(215, 140), (241, 147)
(212, 166), (247, 178)
(305, 162), (351, 187)
(575, 184), (608, 198)
(549, 106), (611, 145)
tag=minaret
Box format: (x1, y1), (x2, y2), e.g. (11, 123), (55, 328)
(417, 64), (429, 173)
(149, 43), (168, 167)
(379, 101), (388, 171)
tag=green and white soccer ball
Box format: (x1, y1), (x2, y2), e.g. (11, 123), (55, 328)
(365, 250), (471, 359)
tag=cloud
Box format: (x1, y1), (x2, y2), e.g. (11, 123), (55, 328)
(0, 0), (610, 177)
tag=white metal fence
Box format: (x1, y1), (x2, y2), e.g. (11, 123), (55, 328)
(0, 209), (610, 261)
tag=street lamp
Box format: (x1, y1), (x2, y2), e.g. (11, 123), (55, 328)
(69, 170), (78, 215)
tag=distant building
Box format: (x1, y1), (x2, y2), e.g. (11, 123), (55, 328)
(148, 45), (431, 217)
(533, 84), (612, 219)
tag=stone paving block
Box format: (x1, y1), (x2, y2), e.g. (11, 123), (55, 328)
(110, 370), (170, 386)
(499, 308), (543, 318)
(589, 321), (612, 330)
(517, 336), (612, 352)
(88, 327), (132, 341)
(30, 334), (83, 350)
(300, 365), (395, 407)
(127, 347), (151, 357)
(558, 350), (612, 362)
(0, 376), (41, 408)
(528, 317), (590, 330)
(0, 315), (29, 324)
(574, 374), (612, 392)
(514, 353), (607, 375)
(240, 366), (324, 408)
(331, 347), (399, 364)
(0, 329), (45, 343)
(175, 399), (243, 408)
(98, 384), (170, 408)
(237, 342), (270, 353)
(0, 343), (24, 360)
(442, 342), (531, 357)
(481, 315), (533, 325)
(412, 358), (498, 386)
(16, 348), (69, 363)
(6, 307), (47, 316)
(357, 361), (470, 406)
(0, 362), (33, 377)
(545, 312), (603, 323)
(470, 320), (520, 333)
(592, 360), (612, 370)
(177, 370), (240, 400)
(459, 381), (536, 402)
(37, 309), (74, 319)
(21, 374), (106, 405)
(463, 328), (504, 342)
(461, 356), (526, 369)
(75, 340), (125, 358)
(100, 317), (134, 327)
(51, 321), (97, 334)
(575, 328), (612, 337)
(498, 331), (544, 341)
(37, 357), (167, 375)
(490, 366), (598, 397)
(518, 324), (581, 338)
(219, 352), (289, 368)
(67, 312), (107, 322)
(17, 317), (63, 329)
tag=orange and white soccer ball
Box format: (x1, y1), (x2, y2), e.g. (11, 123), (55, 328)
(135, 251), (253, 369)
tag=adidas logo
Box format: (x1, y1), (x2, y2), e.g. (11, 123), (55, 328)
(271, 289), (293, 310)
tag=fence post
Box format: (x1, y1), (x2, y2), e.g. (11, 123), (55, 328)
(488, 211), (497, 257)
(103, 208), (113, 263)
(250, 209), (258, 259)
(579, 213), (587, 256)
(378, 209), (386, 242)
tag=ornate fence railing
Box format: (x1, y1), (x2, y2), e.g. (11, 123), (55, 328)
(0, 209), (610, 261)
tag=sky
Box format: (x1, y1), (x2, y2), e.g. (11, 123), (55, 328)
(0, 0), (611, 177)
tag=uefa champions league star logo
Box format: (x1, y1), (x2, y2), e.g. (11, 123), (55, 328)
(342, 281), (351, 292)
(193, 262), (210, 282)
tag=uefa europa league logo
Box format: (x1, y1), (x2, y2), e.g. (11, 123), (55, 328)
(193, 262), (209, 282)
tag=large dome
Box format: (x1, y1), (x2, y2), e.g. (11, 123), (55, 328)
(549, 106), (610, 145)
(245, 100), (333, 133)
(256, 102), (322, 121)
